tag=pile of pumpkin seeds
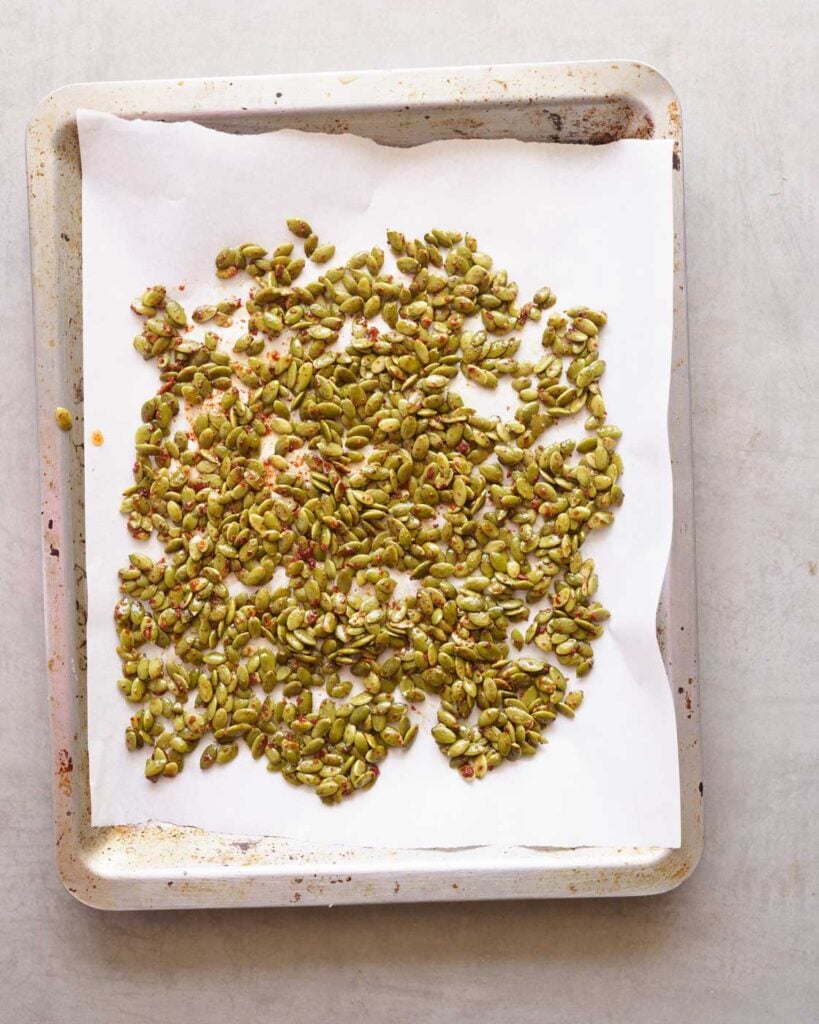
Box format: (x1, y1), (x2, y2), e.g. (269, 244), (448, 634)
(116, 222), (622, 803)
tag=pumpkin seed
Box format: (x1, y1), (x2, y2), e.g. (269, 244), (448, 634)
(55, 407), (73, 431)
(286, 218), (312, 238)
(310, 243), (336, 264)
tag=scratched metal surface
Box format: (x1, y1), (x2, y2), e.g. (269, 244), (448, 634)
(27, 60), (701, 909)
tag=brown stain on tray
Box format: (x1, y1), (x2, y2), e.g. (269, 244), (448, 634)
(56, 748), (73, 797)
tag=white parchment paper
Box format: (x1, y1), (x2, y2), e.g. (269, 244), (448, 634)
(79, 109), (680, 848)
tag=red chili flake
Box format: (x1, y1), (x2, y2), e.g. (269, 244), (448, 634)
(456, 440), (470, 454)
(460, 764), (474, 779)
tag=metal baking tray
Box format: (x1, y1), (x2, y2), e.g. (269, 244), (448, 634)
(27, 60), (702, 909)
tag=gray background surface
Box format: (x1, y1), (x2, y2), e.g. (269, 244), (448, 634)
(1, 1), (817, 1021)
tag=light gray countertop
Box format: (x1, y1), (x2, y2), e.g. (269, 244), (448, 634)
(1, 1), (816, 1021)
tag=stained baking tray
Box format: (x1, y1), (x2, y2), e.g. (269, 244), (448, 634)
(27, 60), (702, 909)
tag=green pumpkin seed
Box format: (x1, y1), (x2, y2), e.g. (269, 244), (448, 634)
(55, 407), (73, 431)
(310, 243), (336, 264)
(286, 218), (312, 238)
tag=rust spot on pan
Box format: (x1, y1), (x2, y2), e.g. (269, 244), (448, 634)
(667, 101), (682, 169)
(656, 621), (666, 656)
(57, 748), (73, 797)
(667, 100), (681, 136)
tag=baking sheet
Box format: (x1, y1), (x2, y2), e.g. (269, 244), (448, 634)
(79, 109), (680, 849)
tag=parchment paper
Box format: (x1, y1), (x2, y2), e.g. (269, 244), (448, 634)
(79, 109), (680, 848)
